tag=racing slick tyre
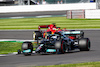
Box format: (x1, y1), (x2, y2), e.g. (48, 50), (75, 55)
(33, 31), (42, 40)
(79, 38), (90, 51)
(22, 42), (33, 56)
(55, 40), (66, 54)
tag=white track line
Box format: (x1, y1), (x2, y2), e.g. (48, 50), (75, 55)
(36, 15), (52, 18)
(0, 51), (36, 57)
(0, 55), (7, 56)
(0, 39), (35, 42)
(10, 17), (24, 19)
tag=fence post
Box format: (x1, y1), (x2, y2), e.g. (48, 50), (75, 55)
(83, 10), (85, 18)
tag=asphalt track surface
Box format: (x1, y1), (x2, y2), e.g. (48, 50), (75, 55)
(0, 30), (100, 67)
(0, 11), (66, 18)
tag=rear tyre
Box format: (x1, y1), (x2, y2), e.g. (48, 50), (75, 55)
(79, 38), (90, 51)
(60, 41), (66, 54)
(55, 40), (66, 54)
(33, 31), (42, 40)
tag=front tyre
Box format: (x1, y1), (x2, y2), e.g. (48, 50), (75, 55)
(79, 38), (90, 51)
(22, 42), (33, 56)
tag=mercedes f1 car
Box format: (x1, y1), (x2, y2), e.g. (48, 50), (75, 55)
(18, 24), (91, 56)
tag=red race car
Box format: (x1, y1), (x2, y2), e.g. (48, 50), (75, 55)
(33, 23), (84, 40)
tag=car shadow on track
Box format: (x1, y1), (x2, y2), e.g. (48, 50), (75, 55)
(17, 50), (95, 57)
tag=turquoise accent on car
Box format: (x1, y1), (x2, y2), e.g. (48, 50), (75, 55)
(40, 44), (44, 47)
(23, 49), (31, 53)
(46, 49), (56, 52)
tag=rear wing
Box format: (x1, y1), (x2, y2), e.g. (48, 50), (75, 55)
(38, 24), (56, 31)
(62, 31), (83, 35)
(38, 25), (50, 30)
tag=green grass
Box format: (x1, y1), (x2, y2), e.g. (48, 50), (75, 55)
(0, 17), (100, 30)
(34, 62), (100, 67)
(0, 42), (22, 54)
(0, 42), (36, 54)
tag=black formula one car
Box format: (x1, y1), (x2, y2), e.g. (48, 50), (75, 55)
(18, 30), (91, 56)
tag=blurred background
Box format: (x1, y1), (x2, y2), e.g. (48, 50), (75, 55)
(0, 0), (96, 6)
